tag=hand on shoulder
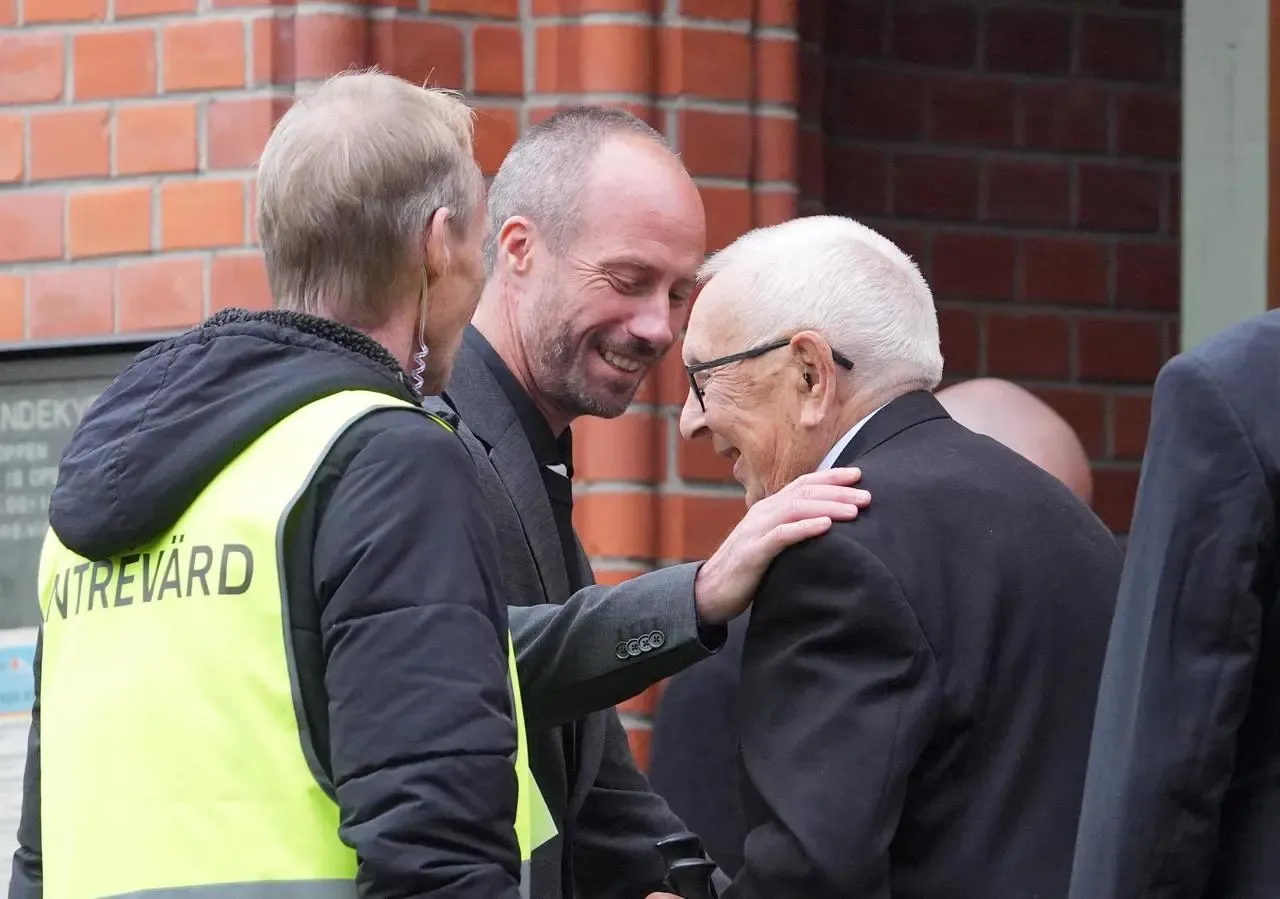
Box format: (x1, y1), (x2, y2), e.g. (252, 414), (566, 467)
(693, 466), (871, 626)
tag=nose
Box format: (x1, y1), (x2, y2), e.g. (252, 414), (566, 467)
(678, 390), (707, 441)
(628, 293), (675, 351)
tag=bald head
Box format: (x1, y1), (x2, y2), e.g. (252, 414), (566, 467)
(935, 378), (1094, 506)
(481, 106), (673, 275)
(474, 105), (705, 435)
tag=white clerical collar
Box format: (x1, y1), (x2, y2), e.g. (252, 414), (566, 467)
(817, 404), (888, 471)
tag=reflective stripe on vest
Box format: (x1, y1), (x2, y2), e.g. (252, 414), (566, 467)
(37, 388), (554, 899)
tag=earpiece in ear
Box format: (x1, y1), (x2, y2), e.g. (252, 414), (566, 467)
(410, 264), (431, 394)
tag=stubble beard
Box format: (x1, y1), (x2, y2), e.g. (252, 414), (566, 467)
(527, 302), (650, 425)
(531, 321), (636, 421)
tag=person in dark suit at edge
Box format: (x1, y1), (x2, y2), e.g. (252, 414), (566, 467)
(647, 214), (1123, 899)
(647, 376), (1099, 880)
(427, 109), (872, 899)
(1068, 309), (1280, 899)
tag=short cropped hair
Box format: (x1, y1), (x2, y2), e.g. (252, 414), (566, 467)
(699, 215), (945, 392)
(257, 68), (483, 328)
(482, 106), (668, 274)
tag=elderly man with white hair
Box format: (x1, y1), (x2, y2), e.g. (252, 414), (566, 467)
(651, 215), (1125, 899)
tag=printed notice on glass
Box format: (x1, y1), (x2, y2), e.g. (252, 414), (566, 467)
(0, 381), (109, 630)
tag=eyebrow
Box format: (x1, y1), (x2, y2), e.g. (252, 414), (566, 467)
(605, 263), (660, 282)
(603, 258), (695, 284)
(600, 255), (650, 268)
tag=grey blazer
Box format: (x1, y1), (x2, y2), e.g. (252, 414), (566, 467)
(429, 339), (726, 899)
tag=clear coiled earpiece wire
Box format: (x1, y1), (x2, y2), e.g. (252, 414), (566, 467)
(410, 263), (430, 394)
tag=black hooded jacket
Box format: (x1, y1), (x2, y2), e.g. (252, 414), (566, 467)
(9, 309), (523, 899)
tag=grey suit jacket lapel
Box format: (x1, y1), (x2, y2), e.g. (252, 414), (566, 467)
(419, 393), (539, 609)
(444, 342), (572, 605)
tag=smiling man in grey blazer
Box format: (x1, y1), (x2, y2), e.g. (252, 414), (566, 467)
(428, 108), (870, 899)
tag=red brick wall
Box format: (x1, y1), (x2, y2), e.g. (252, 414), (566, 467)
(0, 0), (1181, 768)
(0, 0), (533, 332)
(801, 0), (1183, 534)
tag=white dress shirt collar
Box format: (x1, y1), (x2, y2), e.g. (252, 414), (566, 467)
(817, 403), (888, 471)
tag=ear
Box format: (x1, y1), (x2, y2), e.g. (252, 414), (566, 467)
(423, 207), (454, 280)
(789, 330), (840, 426)
(496, 216), (535, 276)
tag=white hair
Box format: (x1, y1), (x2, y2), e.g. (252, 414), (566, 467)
(697, 215), (944, 392)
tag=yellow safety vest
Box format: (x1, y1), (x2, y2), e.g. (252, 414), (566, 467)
(36, 388), (555, 899)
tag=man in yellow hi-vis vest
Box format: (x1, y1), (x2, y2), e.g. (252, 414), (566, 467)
(10, 70), (553, 899)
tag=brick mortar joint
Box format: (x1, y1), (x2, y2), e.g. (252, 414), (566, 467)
(11, 5), (796, 30)
(822, 137), (1179, 172)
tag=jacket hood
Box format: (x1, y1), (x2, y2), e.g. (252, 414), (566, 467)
(49, 308), (420, 560)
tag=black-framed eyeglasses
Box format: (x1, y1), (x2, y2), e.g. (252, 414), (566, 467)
(685, 337), (854, 411)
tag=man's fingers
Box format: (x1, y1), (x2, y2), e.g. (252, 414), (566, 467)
(785, 484), (872, 506)
(788, 466), (863, 488)
(783, 498), (862, 524)
(768, 492), (867, 523)
(766, 516), (834, 550)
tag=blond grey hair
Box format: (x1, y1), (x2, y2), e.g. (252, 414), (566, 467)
(257, 68), (483, 328)
(699, 215), (945, 393)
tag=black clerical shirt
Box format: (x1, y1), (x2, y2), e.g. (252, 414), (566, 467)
(464, 325), (583, 895)
(465, 327), (585, 594)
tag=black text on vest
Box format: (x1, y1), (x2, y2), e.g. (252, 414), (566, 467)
(44, 535), (255, 620)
